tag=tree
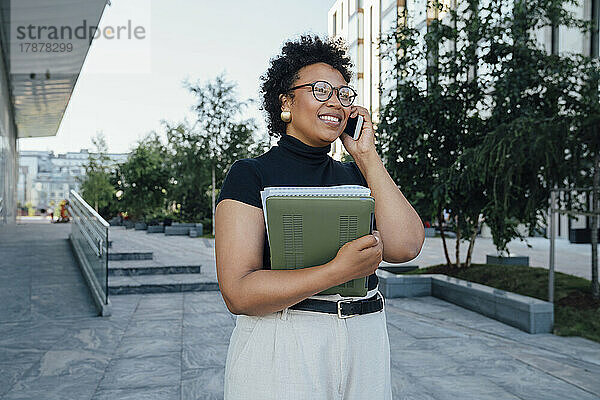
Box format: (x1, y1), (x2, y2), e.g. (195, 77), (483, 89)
(165, 121), (212, 224)
(571, 56), (600, 298)
(379, 0), (596, 270)
(178, 74), (269, 234)
(378, 0), (488, 267)
(79, 132), (114, 213)
(119, 132), (171, 221)
(472, 0), (588, 253)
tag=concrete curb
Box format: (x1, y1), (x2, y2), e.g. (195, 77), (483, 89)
(377, 270), (554, 334)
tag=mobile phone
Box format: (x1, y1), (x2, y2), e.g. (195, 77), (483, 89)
(344, 115), (364, 140)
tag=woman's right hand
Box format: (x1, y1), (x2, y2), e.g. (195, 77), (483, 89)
(329, 230), (383, 282)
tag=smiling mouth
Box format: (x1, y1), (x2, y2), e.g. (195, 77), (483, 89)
(318, 114), (342, 126)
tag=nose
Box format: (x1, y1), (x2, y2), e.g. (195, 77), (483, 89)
(325, 88), (343, 108)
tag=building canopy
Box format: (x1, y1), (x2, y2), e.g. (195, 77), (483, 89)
(0, 0), (107, 138)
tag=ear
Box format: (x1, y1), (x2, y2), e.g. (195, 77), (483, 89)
(279, 93), (291, 111)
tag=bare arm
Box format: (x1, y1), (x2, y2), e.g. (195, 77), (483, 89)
(215, 199), (383, 316)
(355, 151), (424, 263)
(342, 106), (425, 263)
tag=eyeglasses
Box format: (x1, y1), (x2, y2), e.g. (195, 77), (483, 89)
(286, 80), (357, 107)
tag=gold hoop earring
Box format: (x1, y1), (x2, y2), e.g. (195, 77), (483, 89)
(280, 111), (291, 123)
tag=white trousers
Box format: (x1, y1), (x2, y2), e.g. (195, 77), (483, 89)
(224, 299), (392, 400)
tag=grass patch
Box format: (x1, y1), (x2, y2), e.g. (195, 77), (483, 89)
(403, 263), (600, 343)
(200, 233), (214, 239)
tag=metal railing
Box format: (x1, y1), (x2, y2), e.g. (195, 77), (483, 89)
(68, 190), (110, 314)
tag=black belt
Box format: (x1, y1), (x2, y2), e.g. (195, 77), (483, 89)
(289, 293), (384, 319)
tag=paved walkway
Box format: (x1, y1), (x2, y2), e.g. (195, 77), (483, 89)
(110, 227), (597, 281)
(0, 222), (97, 324)
(390, 236), (597, 281)
(1, 291), (599, 399)
(109, 226), (217, 279)
(1, 223), (599, 399)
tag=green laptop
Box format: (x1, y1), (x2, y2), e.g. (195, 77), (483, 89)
(265, 196), (375, 297)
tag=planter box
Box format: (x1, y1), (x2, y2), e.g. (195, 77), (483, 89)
(147, 225), (165, 233)
(486, 255), (529, 266)
(124, 220), (135, 229)
(134, 222), (147, 230)
(376, 270), (554, 334)
(377, 272), (432, 298)
(172, 222), (196, 227)
(108, 217), (122, 226)
(378, 265), (419, 274)
(164, 226), (191, 236)
(569, 228), (600, 244)
(195, 223), (203, 236)
(189, 229), (199, 238)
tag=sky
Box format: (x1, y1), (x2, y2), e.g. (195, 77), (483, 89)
(17, 0), (334, 154)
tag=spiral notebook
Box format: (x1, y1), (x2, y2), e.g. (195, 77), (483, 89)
(260, 185), (374, 296)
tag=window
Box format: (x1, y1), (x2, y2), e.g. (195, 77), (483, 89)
(333, 12), (337, 36)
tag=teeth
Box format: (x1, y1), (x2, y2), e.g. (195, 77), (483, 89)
(319, 115), (340, 123)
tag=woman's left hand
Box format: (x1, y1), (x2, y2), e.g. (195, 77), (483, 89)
(340, 106), (378, 160)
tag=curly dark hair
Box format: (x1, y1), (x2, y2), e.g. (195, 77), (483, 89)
(260, 35), (353, 137)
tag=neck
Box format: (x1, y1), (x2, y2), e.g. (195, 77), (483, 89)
(285, 127), (331, 148)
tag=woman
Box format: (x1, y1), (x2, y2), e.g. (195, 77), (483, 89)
(215, 35), (424, 400)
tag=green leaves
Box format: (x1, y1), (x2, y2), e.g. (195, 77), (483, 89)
(379, 0), (599, 261)
(118, 132), (170, 221)
(108, 74), (268, 226)
(79, 132), (115, 213)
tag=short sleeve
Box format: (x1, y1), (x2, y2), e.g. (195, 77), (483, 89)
(217, 159), (263, 209)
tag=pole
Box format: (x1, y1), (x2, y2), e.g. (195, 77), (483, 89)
(591, 0), (599, 299)
(591, 154), (599, 299)
(592, 0), (599, 58)
(549, 190), (556, 303)
(551, 24), (559, 55)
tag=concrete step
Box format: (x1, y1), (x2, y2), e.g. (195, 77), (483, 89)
(108, 274), (218, 295)
(108, 251), (153, 261)
(108, 262), (202, 276)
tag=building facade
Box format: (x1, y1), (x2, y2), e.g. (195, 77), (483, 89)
(0, 2), (17, 224)
(0, 0), (108, 225)
(17, 149), (128, 212)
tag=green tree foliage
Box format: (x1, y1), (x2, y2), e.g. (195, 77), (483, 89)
(79, 132), (114, 214)
(167, 74), (269, 232)
(119, 132), (170, 221)
(379, 0), (487, 267)
(379, 0), (597, 268)
(165, 121), (212, 224)
(472, 0), (589, 252)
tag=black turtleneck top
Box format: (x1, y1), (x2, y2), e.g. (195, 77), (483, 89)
(217, 133), (377, 290)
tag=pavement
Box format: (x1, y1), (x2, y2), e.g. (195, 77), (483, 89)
(108, 226), (217, 276)
(0, 222), (97, 324)
(404, 235), (597, 281)
(1, 221), (599, 399)
(108, 225), (597, 281)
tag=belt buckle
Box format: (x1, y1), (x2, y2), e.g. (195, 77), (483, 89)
(337, 299), (358, 319)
